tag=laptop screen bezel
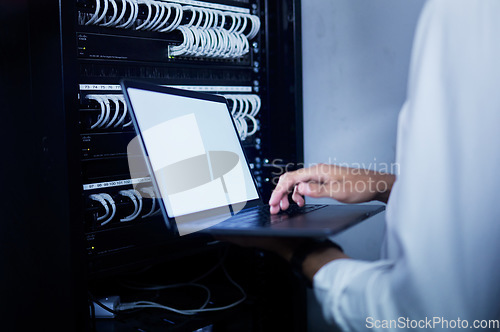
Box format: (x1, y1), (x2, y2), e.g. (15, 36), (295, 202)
(120, 79), (264, 235)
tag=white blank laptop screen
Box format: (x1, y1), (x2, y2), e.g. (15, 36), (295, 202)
(126, 87), (260, 218)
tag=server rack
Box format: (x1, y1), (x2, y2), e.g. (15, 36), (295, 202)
(1, 0), (304, 330)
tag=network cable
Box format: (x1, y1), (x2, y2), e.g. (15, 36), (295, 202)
(89, 194), (110, 222)
(100, 0), (118, 27)
(105, 95), (121, 128)
(98, 193), (116, 226)
(119, 189), (143, 221)
(140, 187), (157, 218)
(93, 247), (247, 316)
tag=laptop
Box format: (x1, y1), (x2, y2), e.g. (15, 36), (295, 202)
(120, 79), (385, 237)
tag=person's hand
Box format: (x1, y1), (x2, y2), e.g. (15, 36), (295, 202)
(216, 235), (349, 280)
(269, 164), (395, 214)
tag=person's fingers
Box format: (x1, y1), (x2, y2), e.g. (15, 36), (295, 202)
(268, 176), (294, 207)
(269, 166), (326, 206)
(270, 204), (280, 214)
(292, 184), (305, 206)
(280, 196), (290, 211)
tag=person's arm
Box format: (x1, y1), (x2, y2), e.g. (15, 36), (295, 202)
(269, 164), (395, 214)
(223, 164), (395, 277)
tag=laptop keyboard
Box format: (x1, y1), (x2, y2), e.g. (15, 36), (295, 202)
(221, 204), (328, 228)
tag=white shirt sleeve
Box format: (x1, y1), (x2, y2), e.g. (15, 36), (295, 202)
(313, 0), (500, 330)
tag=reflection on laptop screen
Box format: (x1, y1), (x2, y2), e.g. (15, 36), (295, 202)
(126, 87), (260, 219)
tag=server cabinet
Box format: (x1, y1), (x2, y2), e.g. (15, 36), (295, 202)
(1, 0), (304, 330)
